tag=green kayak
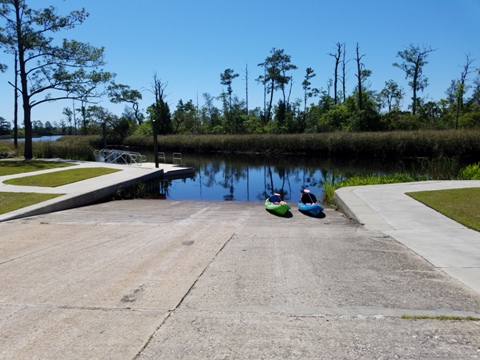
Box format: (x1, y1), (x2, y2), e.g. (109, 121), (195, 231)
(265, 198), (291, 216)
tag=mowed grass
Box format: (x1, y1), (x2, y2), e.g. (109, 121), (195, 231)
(407, 188), (480, 232)
(0, 160), (73, 176)
(0, 192), (64, 214)
(0, 163), (122, 214)
(4, 167), (121, 187)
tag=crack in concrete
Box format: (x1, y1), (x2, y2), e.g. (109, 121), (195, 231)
(132, 232), (236, 359)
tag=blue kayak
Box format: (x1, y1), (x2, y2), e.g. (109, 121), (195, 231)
(297, 200), (324, 216)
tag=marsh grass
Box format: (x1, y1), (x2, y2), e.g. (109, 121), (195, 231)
(1, 135), (102, 161)
(35, 135), (101, 160)
(407, 188), (480, 232)
(4, 167), (121, 187)
(0, 192), (64, 214)
(5, 130), (479, 161)
(123, 130), (480, 159)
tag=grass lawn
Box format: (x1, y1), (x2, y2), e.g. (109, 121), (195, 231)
(0, 162), (122, 215)
(3, 167), (121, 187)
(0, 160), (73, 176)
(0, 192), (64, 214)
(407, 188), (480, 232)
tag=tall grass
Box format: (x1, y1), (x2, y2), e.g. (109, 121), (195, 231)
(3, 130), (480, 160)
(123, 130), (480, 160)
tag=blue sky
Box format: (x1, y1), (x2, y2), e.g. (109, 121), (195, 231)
(1, 0), (480, 125)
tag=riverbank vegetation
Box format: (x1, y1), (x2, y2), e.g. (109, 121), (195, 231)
(322, 160), (480, 205)
(123, 130), (480, 160)
(4, 130), (477, 161)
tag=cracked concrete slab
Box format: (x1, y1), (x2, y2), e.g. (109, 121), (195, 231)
(1, 201), (480, 359)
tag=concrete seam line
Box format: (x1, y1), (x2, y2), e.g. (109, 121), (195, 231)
(132, 232), (236, 359)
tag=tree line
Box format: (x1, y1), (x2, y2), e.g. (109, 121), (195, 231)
(1, 1), (479, 159)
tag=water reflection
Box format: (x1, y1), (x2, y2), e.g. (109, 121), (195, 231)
(147, 152), (404, 203)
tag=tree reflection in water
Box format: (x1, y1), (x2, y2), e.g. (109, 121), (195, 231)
(149, 152), (403, 202)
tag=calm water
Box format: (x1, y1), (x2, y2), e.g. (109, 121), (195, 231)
(5, 135), (63, 142)
(145, 152), (404, 202)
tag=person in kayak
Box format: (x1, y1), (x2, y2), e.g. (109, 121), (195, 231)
(269, 193), (286, 204)
(300, 189), (317, 204)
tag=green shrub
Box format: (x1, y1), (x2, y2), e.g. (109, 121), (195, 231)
(459, 162), (480, 180)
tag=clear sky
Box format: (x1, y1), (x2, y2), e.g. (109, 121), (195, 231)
(1, 0), (480, 126)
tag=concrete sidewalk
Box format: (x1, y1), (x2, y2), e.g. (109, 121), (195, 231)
(335, 180), (480, 295)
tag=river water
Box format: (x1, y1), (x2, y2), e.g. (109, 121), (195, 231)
(145, 152), (408, 203)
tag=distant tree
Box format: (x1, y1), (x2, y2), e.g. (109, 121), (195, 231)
(341, 43), (347, 103)
(87, 105), (109, 144)
(379, 80), (404, 112)
(243, 63), (249, 115)
(329, 42), (342, 105)
(0, 1), (114, 159)
(0, 116), (10, 135)
(393, 44), (436, 115)
(201, 92), (221, 131)
(32, 120), (43, 135)
(454, 54), (474, 129)
(107, 83), (143, 124)
(302, 67), (317, 113)
(62, 106), (74, 135)
(354, 43), (366, 110)
(44, 121), (53, 135)
(220, 68), (239, 117)
(148, 74), (171, 135)
(172, 99), (196, 134)
(257, 48), (297, 123)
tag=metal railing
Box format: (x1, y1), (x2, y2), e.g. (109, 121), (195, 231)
(173, 152), (182, 165)
(94, 149), (147, 166)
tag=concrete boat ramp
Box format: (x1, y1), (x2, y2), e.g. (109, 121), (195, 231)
(1, 161), (480, 359)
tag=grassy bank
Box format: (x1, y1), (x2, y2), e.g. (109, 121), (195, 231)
(322, 161), (480, 205)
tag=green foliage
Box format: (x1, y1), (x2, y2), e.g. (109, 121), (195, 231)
(0, 192), (63, 215)
(0, 160), (73, 176)
(34, 136), (100, 160)
(121, 130), (480, 161)
(0, 141), (17, 159)
(112, 181), (146, 200)
(459, 162), (480, 180)
(0, 1), (114, 159)
(0, 117), (11, 135)
(4, 167), (121, 187)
